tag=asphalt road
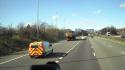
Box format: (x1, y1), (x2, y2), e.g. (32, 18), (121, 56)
(0, 40), (82, 70)
(0, 37), (125, 70)
(90, 37), (125, 70)
(60, 39), (100, 70)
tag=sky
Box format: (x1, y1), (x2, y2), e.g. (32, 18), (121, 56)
(0, 0), (125, 30)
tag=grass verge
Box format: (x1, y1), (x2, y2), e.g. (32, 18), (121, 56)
(98, 35), (125, 44)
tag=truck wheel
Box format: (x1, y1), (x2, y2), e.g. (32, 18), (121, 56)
(51, 49), (54, 54)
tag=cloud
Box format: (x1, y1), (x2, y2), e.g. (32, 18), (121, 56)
(120, 3), (125, 8)
(65, 19), (96, 30)
(52, 15), (60, 20)
(67, 19), (113, 30)
(93, 10), (101, 14)
(71, 13), (78, 16)
(24, 21), (35, 26)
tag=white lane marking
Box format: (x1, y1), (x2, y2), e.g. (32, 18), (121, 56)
(91, 47), (94, 49)
(62, 54), (66, 57)
(93, 52), (96, 56)
(109, 45), (113, 48)
(55, 61), (59, 63)
(0, 54), (28, 65)
(59, 57), (63, 60)
(121, 52), (125, 55)
(53, 43), (60, 46)
(66, 41), (81, 54)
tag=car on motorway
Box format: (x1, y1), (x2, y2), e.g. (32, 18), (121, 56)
(81, 36), (87, 40)
(106, 32), (111, 36)
(28, 41), (53, 58)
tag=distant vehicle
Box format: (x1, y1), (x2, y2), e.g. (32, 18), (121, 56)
(91, 34), (94, 38)
(121, 34), (125, 39)
(65, 31), (76, 41)
(106, 32), (111, 36)
(28, 41), (53, 58)
(88, 33), (94, 38)
(81, 36), (87, 40)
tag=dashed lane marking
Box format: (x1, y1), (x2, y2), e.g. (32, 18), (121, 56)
(59, 57), (63, 60)
(55, 41), (81, 64)
(66, 41), (81, 54)
(93, 52), (96, 56)
(55, 61), (59, 63)
(121, 52), (125, 54)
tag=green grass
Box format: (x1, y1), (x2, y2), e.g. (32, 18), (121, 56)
(98, 35), (125, 43)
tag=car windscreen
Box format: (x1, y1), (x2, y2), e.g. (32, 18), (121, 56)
(31, 45), (38, 48)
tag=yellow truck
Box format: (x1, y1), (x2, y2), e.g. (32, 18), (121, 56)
(65, 31), (76, 41)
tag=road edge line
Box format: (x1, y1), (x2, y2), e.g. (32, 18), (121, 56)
(0, 54), (28, 65)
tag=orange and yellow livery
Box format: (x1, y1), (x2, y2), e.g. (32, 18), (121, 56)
(28, 41), (44, 57)
(28, 41), (53, 58)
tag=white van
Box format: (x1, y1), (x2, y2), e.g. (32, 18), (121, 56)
(106, 32), (111, 36)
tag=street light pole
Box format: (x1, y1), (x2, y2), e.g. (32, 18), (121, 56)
(55, 12), (58, 28)
(36, 0), (40, 39)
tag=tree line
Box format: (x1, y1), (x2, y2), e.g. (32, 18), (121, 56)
(98, 26), (125, 35)
(0, 22), (66, 56)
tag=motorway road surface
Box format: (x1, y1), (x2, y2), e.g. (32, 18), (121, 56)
(0, 37), (125, 70)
